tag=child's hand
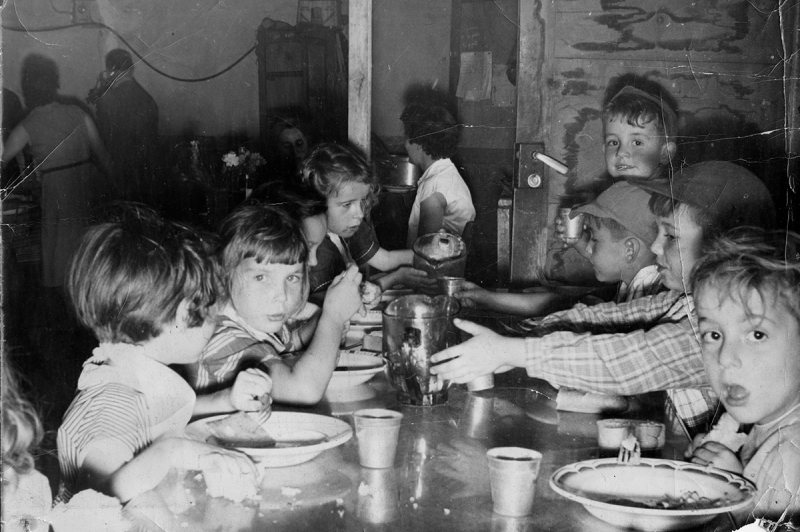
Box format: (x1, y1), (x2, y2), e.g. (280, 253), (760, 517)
(229, 368), (272, 412)
(323, 264), (364, 324)
(455, 281), (490, 309)
(689, 441), (744, 474)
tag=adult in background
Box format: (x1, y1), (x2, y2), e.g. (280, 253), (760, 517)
(400, 103), (475, 247)
(2, 54), (111, 408)
(94, 48), (159, 203)
(2, 53), (111, 290)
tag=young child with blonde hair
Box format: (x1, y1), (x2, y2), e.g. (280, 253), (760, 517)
(57, 203), (266, 505)
(688, 227), (800, 523)
(301, 142), (430, 297)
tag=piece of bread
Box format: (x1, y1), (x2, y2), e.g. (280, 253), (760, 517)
(360, 281), (382, 309)
(416, 233), (465, 262)
(49, 489), (131, 532)
(555, 387), (628, 414)
(207, 412), (270, 445)
(700, 413), (748, 452)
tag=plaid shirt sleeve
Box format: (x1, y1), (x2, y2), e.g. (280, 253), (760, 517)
(523, 292), (710, 395)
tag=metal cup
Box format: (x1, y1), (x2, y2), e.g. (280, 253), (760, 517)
(353, 409), (404, 469)
(559, 207), (585, 244)
(486, 447), (542, 516)
(460, 394), (495, 439)
(437, 276), (465, 298)
(467, 374), (495, 392)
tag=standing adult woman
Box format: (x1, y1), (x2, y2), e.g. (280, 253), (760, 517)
(2, 54), (111, 289)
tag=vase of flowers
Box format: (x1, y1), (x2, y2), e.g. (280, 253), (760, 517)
(222, 147), (266, 198)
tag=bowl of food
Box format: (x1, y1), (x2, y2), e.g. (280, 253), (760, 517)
(550, 458), (756, 530)
(187, 412), (352, 468)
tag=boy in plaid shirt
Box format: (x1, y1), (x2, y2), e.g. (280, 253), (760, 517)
(432, 161), (775, 433)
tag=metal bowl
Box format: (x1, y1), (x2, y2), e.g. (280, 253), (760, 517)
(375, 155), (421, 188)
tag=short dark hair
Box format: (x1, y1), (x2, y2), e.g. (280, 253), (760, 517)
(400, 103), (460, 160)
(217, 204), (309, 301)
(105, 48), (134, 72)
(692, 227), (800, 326)
(300, 142), (377, 211)
(247, 180), (327, 221)
(67, 203), (220, 344)
(603, 87), (678, 140)
(648, 194), (715, 244)
(21, 54), (60, 108)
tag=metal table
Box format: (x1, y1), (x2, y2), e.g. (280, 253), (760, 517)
(126, 369), (736, 532)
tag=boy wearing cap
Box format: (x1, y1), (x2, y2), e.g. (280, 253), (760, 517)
(432, 161), (775, 434)
(456, 181), (660, 314)
(573, 181), (661, 303)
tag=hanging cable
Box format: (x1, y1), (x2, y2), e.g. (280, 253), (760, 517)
(2, 20), (256, 82)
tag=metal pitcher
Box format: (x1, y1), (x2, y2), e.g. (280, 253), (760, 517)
(382, 295), (460, 406)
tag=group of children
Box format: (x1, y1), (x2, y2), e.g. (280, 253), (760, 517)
(3, 79), (797, 527)
(432, 84), (797, 521)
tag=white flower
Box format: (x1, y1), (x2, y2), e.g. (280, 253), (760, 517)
(222, 152), (240, 167)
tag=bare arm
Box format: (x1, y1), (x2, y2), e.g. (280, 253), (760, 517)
(1, 124), (30, 165)
(367, 247), (414, 271)
(417, 192), (447, 236)
(268, 265), (363, 404)
(456, 281), (581, 316)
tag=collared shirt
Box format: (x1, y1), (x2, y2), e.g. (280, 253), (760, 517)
(190, 305), (287, 393)
(739, 403), (800, 520)
(518, 291), (717, 432)
(406, 158), (475, 248)
(615, 264), (663, 303)
(309, 220), (380, 293)
(57, 343), (195, 503)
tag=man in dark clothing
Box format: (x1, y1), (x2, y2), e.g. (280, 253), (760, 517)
(94, 49), (159, 203)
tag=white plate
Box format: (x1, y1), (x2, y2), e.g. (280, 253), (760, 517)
(187, 412), (352, 468)
(328, 352), (385, 389)
(550, 458), (756, 531)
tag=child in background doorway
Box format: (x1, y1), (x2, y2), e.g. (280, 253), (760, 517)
(432, 161), (775, 434)
(687, 228), (800, 523)
(457, 180), (662, 313)
(189, 204), (363, 403)
(57, 203), (265, 505)
(400, 103), (475, 247)
(557, 82), (679, 254)
(301, 142), (430, 298)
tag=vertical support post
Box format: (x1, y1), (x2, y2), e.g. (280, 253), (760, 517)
(349, 0), (372, 159)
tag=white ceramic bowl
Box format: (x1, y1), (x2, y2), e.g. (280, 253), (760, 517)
(328, 352), (385, 389)
(187, 412), (352, 468)
(550, 458), (756, 531)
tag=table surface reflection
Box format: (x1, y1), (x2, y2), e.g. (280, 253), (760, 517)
(128, 369), (737, 532)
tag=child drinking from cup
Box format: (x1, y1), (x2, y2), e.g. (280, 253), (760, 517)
(189, 203), (363, 403)
(56, 203), (265, 504)
(457, 180), (662, 314)
(688, 227), (800, 522)
(301, 142), (430, 297)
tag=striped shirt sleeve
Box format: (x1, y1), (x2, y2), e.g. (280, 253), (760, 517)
(56, 383), (150, 503)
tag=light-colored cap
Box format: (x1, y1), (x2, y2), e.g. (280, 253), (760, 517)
(573, 181), (657, 244)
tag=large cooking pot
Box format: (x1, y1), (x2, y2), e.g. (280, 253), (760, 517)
(375, 154), (422, 188)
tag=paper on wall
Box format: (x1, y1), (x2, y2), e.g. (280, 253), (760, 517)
(456, 51), (492, 101)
